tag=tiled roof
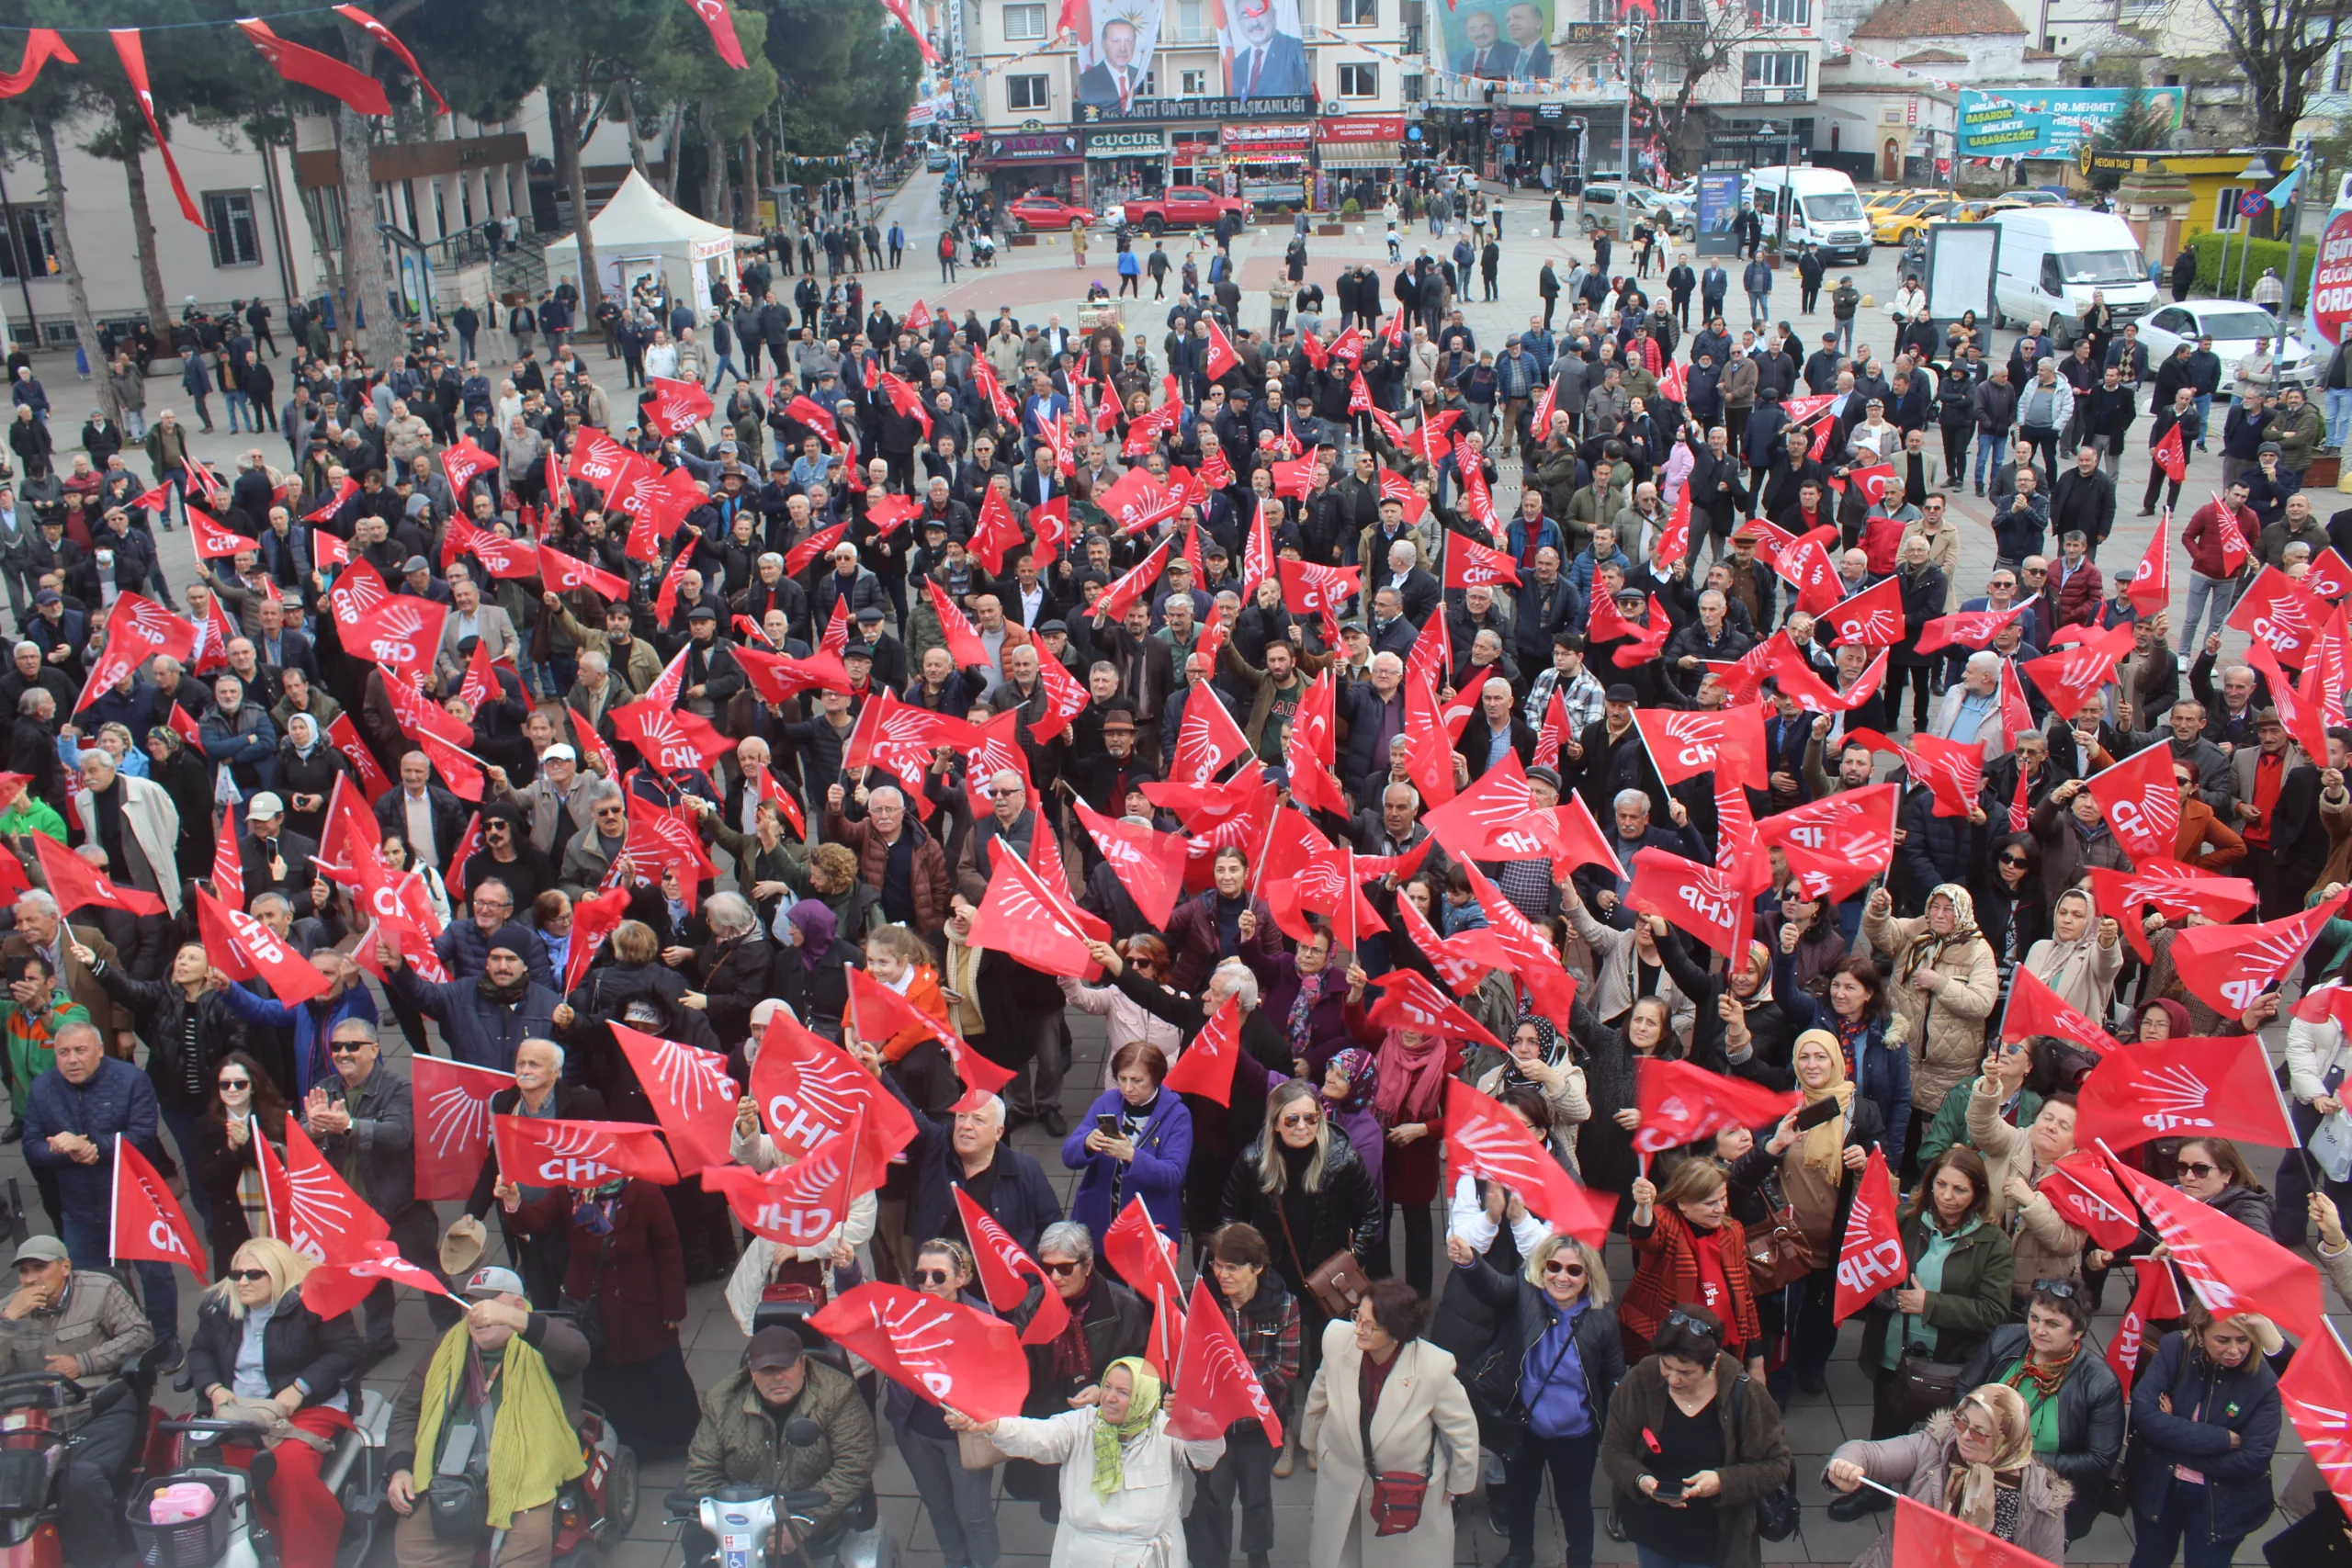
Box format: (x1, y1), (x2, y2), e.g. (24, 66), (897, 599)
(1852, 0), (2030, 39)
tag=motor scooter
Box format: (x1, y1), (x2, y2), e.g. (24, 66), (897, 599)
(129, 1390), (387, 1568)
(0, 1336), (172, 1567)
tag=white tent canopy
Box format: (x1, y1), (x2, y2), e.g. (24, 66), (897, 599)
(543, 169), (760, 318)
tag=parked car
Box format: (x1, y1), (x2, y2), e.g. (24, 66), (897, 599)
(925, 146), (952, 173)
(2139, 299), (2315, 392)
(1004, 195), (1100, 231)
(1577, 182), (1694, 237)
(1864, 186), (1928, 212)
(1871, 197), (1966, 245)
(1111, 185), (1252, 234)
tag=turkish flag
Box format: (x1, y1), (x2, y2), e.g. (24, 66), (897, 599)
(610, 1023), (740, 1178)
(297, 1239), (458, 1320)
(847, 966), (1014, 1094)
(1441, 1081), (1615, 1247)
(2153, 420), (2188, 483)
(2229, 566), (2324, 669)
(1773, 536), (1844, 616)
(1204, 319), (1239, 381)
(965, 846), (1104, 979)
(260, 1119), (391, 1266)
(194, 887), (331, 1001)
(1031, 494), (1072, 569)
(1653, 485), (1691, 567)
(410, 1054), (510, 1201)
(31, 834), (164, 917)
(1105, 1194), (1192, 1375)
(2022, 618), (2135, 716)
(1914, 604), (2025, 655)
(1633, 705), (1767, 790)
(186, 504), (250, 561)
(809, 1282), (1030, 1421)
(703, 1115), (876, 1253)
(2085, 859), (2258, 964)
(2172, 889), (2350, 1019)
(2106, 1257), (2183, 1399)
(954, 1184), (1071, 1348)
(2126, 521), (2172, 614)
(492, 1115), (680, 1188)
(1998, 964), (2116, 1053)
(2280, 1321), (2352, 1521)
(1634, 1057), (1802, 1157)
(111, 1137), (205, 1276)
(1166, 1276), (1284, 1445)
(644, 376), (715, 436)
(1892, 1492), (2048, 1568)
(1831, 1146), (1905, 1325)
(2103, 1143), (2322, 1337)
(1826, 575), (1906, 648)
(1364, 966), (1505, 1050)
(2076, 1034), (2297, 1152)
(535, 544), (628, 602)
(1628, 847), (1754, 963)
(2040, 1152), (2142, 1252)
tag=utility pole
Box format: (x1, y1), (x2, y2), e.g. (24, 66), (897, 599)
(2283, 140), (2320, 340)
(1619, 14), (1641, 245)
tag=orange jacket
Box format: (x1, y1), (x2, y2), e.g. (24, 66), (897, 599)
(877, 965), (952, 1064)
(2173, 797), (2245, 871)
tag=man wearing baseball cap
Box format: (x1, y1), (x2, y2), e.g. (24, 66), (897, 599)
(0, 1234), (154, 1563)
(383, 1264), (593, 1564)
(681, 1325), (876, 1565)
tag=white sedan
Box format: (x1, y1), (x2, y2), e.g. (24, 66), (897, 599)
(2139, 299), (2314, 392)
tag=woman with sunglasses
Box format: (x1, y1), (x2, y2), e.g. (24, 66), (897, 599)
(1058, 935), (1185, 1083)
(891, 1238), (1005, 1568)
(2122, 1302), (2283, 1568)
(1973, 831), (2048, 977)
(1598, 1303), (1792, 1568)
(1218, 1077), (1383, 1479)
(1241, 918), (1354, 1080)
(187, 1050), (290, 1279)
(186, 1236), (365, 1568)
(1446, 1229), (1623, 1568)
(1767, 882), (1846, 1001)
(1956, 1282), (2123, 1541)
(1863, 882), (1999, 1179)
(2087, 1136), (2277, 1325)
(2165, 757), (2245, 868)
(2019, 886), (2123, 1021)
(1824, 1382), (2069, 1566)
(1186, 1224), (1301, 1568)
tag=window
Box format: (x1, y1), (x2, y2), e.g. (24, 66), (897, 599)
(1743, 51), (1806, 87)
(1180, 67), (1209, 95)
(1751, 0), (1809, 26)
(1337, 0), (1377, 21)
(1340, 62), (1378, 97)
(1170, 0), (1210, 40)
(2335, 49), (2352, 92)
(0, 207), (53, 281)
(2213, 186), (2245, 231)
(1008, 73), (1050, 111)
(202, 191), (261, 268)
(1003, 2), (1046, 39)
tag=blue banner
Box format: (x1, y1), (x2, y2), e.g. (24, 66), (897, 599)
(1953, 88), (2183, 161)
(1696, 170), (1744, 256)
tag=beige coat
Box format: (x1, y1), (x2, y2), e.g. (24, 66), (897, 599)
(1301, 1321), (1480, 1568)
(1963, 1076), (2086, 1292)
(69, 773), (182, 917)
(1863, 905), (1999, 1115)
(1900, 518), (1960, 608)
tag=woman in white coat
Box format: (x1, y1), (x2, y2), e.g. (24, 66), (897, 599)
(944, 1357), (1224, 1568)
(1301, 1278), (1481, 1568)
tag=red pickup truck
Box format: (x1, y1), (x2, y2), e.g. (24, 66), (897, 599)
(1114, 185), (1251, 234)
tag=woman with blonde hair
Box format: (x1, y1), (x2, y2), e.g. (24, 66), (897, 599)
(185, 1236), (365, 1568)
(1862, 882), (2000, 1178)
(1824, 1382), (2071, 1566)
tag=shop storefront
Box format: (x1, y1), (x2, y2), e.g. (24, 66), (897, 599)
(1316, 115), (1406, 206)
(1523, 102), (1587, 191)
(980, 128), (1084, 206)
(1170, 129), (1220, 186)
(1083, 128), (1168, 208)
(1222, 121), (1312, 209)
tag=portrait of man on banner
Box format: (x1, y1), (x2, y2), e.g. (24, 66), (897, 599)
(1441, 0), (1555, 81)
(1222, 0), (1311, 99)
(1079, 0), (1164, 107)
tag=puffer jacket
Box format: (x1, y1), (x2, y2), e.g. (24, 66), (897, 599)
(1864, 889), (2000, 1115)
(2127, 1328), (2280, 1542)
(1218, 1122), (1384, 1287)
(186, 1281), (362, 1415)
(1827, 1410), (2072, 1568)
(1958, 1322), (2124, 1540)
(1962, 1076), (2085, 1293)
(682, 1358), (878, 1540)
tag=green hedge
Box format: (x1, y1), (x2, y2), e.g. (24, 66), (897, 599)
(2187, 231), (2317, 306)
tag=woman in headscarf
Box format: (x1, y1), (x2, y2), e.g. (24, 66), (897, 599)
(945, 1356), (1226, 1567)
(1475, 1015), (1589, 1172)
(2021, 886), (2123, 1021)
(773, 897), (854, 1042)
(272, 711), (345, 845)
(1862, 882), (2000, 1181)
(1823, 1382), (2071, 1567)
(1313, 1046), (1386, 1205)
(1773, 956), (1912, 1172)
(144, 723), (214, 882)
(1731, 1029), (1884, 1412)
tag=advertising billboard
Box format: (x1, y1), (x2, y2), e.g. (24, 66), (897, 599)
(1435, 0), (1557, 82)
(1696, 169), (1744, 256)
(1953, 88), (2183, 161)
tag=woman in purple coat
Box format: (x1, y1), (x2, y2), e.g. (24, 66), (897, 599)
(1060, 1041), (1193, 1252)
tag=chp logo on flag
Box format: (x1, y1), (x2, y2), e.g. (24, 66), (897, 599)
(356, 599), (436, 670)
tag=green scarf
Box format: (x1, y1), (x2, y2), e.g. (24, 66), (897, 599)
(413, 1324), (586, 1529)
(1090, 1356), (1164, 1501)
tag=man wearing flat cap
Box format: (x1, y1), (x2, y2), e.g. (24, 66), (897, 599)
(683, 1325), (877, 1564)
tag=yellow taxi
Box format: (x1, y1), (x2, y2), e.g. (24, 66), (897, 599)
(1871, 196), (1966, 244)
(1863, 186), (1924, 212)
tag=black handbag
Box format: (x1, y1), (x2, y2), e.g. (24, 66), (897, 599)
(1886, 1346), (1967, 1430)
(1729, 1373), (1800, 1542)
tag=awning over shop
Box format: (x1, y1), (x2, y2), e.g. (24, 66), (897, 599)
(1318, 143), (1399, 167)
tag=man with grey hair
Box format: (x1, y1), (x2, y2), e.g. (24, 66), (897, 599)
(823, 777), (950, 939)
(956, 767), (1037, 893)
(455, 1038), (603, 1307)
(72, 746), (181, 919)
(7, 891), (125, 1053)
(560, 780), (632, 895)
(1380, 538), (1439, 626)
(9, 685), (61, 816)
(894, 1076), (1061, 1258)
(1458, 673), (1534, 783)
(1575, 785), (1698, 919)
(660, 886), (774, 1044)
(1927, 649), (2007, 756)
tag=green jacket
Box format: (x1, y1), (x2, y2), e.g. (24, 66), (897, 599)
(1859, 1213), (2015, 1380)
(0, 798), (66, 843)
(2, 998), (91, 1116)
(1914, 1084), (2043, 1169)
(684, 1359), (877, 1539)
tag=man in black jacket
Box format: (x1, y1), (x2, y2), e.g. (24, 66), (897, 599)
(2049, 445), (2117, 561)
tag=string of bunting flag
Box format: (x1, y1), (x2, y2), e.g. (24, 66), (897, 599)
(1817, 36), (2106, 131)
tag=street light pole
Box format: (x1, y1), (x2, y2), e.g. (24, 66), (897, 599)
(2283, 140), (2320, 341)
(1619, 19), (1636, 245)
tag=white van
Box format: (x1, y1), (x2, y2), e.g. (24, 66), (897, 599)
(1990, 208), (2158, 333)
(1746, 166), (1873, 262)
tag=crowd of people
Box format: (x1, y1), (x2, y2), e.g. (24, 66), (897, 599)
(0, 161), (2349, 1568)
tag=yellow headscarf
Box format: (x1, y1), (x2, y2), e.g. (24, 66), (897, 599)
(1090, 1356), (1165, 1499)
(1792, 1028), (1856, 1181)
(1944, 1383), (2036, 1533)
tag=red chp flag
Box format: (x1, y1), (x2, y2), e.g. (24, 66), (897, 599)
(751, 1011), (919, 1192)
(111, 1138), (205, 1276)
(109, 30), (206, 230)
(1166, 1275), (1284, 1445)
(610, 1023), (740, 1177)
(2040, 1152), (2142, 1252)
(1442, 1080), (1615, 1246)
(2171, 889), (2350, 1019)
(644, 376), (716, 436)
(2103, 1143), (2323, 1337)
(1634, 705), (1767, 790)
(491, 1115), (682, 1188)
(1892, 1493), (2051, 1568)
(1825, 574), (1905, 648)
(296, 1241), (458, 1321)
(2000, 964), (2117, 1053)
(1104, 1195), (1189, 1374)
(2022, 618), (2135, 716)
(1442, 532), (1521, 590)
(1627, 847), (1755, 963)
(963, 846), (1106, 979)
(411, 1054), (512, 1201)
(1170, 683), (1250, 783)
(262, 1120), (391, 1267)
(2083, 739), (2182, 863)
(1756, 784), (1899, 904)
(954, 1184), (1072, 1348)
(808, 1283), (1030, 1422)
(1203, 319), (1238, 381)
(2107, 1257), (2183, 1398)
(2076, 1034), (2296, 1152)
(701, 1115), (875, 1253)
(195, 887), (332, 1002)
(2280, 1321), (2352, 1521)
(1634, 1058), (1802, 1157)
(847, 966), (1014, 1095)
(1363, 966), (1505, 1050)
(1071, 799), (1187, 931)
(1832, 1146), (1905, 1325)
(1161, 993), (1245, 1103)
(2085, 857), (2261, 964)
(2230, 566), (2324, 668)
(2126, 520), (2172, 614)
(32, 835), (164, 917)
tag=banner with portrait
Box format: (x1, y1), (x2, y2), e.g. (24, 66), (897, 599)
(1434, 0), (1556, 84)
(1078, 0), (1165, 108)
(1221, 0), (1312, 100)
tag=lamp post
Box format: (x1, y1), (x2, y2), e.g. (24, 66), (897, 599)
(1618, 17), (1642, 245)
(2235, 147), (2278, 301)
(2282, 139), (2320, 341)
